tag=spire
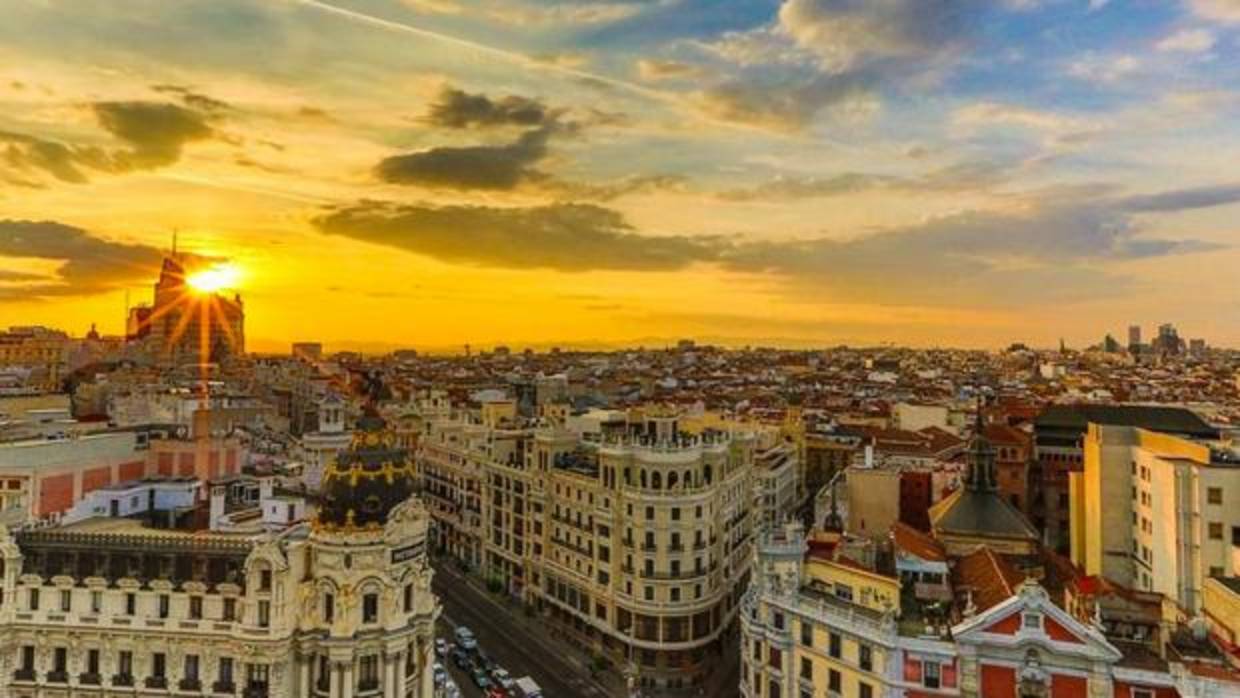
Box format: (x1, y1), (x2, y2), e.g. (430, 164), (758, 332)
(965, 394), (997, 491)
(171, 228), (179, 258)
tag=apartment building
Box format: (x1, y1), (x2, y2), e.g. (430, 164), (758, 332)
(418, 408), (758, 691)
(0, 410), (438, 698)
(1069, 424), (1240, 612)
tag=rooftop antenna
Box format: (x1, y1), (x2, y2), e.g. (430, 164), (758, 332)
(171, 228), (179, 258)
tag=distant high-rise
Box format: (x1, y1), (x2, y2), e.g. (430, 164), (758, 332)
(1127, 324), (1141, 349)
(129, 254), (245, 364)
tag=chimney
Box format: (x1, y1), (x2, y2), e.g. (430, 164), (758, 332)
(209, 485), (226, 531)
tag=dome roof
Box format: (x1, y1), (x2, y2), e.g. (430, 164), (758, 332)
(317, 412), (416, 530)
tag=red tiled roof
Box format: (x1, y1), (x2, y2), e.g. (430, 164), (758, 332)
(891, 521), (947, 562)
(954, 547), (1025, 613)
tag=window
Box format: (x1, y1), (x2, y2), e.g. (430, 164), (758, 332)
(645, 506), (654, 520)
(859, 682), (873, 698)
(670, 587), (680, 602)
(223, 597), (236, 621)
(801, 622), (813, 646)
(834, 583), (853, 602)
(773, 611), (784, 630)
(28, 588), (39, 611)
(189, 595), (203, 620)
(359, 655), (380, 690)
(924, 661), (940, 689)
(672, 507), (681, 521)
(363, 593), (379, 624)
(158, 594), (169, 619)
(90, 591), (102, 614)
(53, 646), (67, 673)
(259, 570), (272, 591)
(800, 657), (812, 680)
(218, 657), (234, 684)
(1023, 612), (1042, 629)
(828, 632), (841, 658)
(257, 600), (270, 628)
(59, 589), (71, 612)
(1132, 689), (1154, 698)
(644, 586), (654, 601)
(828, 669), (841, 693)
(125, 593), (136, 615)
(118, 650), (133, 676)
(1207, 487), (1223, 505)
(769, 679), (781, 698)
(403, 584), (413, 613)
(87, 649), (100, 675)
(859, 644), (872, 671)
(324, 593), (335, 623)
(185, 655), (200, 682)
(1209, 522), (1223, 540)
(19, 645), (34, 672)
(152, 652), (167, 678)
(768, 647), (781, 669)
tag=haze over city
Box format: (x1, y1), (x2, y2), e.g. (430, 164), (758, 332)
(3, 0), (1240, 351)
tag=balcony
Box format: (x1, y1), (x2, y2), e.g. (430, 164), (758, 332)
(13, 668), (35, 682)
(79, 672), (102, 685)
(214, 681), (237, 694)
(47, 670), (69, 683)
(180, 677), (202, 691)
(113, 673), (134, 687)
(146, 676), (168, 689)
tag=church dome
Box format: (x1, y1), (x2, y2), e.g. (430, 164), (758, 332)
(317, 412), (416, 530)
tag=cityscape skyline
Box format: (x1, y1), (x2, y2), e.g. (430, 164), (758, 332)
(3, 1), (1240, 349)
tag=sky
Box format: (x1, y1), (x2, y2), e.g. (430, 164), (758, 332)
(1, 0), (1239, 353)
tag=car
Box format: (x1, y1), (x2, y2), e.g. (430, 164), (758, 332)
(471, 667), (492, 689)
(475, 650), (497, 673)
(486, 687), (509, 698)
(454, 626), (478, 651)
(451, 648), (471, 670)
(491, 667), (516, 691)
(435, 638), (449, 657)
(433, 664), (448, 688)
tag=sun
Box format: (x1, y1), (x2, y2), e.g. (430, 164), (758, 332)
(185, 263), (241, 293)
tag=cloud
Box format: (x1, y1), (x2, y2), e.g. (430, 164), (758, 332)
(313, 200), (723, 271)
(374, 127), (552, 190)
(543, 174), (688, 201)
(92, 101), (216, 169)
(636, 59), (707, 81)
(696, 71), (875, 132)
(1156, 28), (1216, 53)
(718, 161), (1009, 201)
(0, 131), (101, 184)
(150, 84), (232, 112)
(0, 220), (164, 299)
(1065, 52), (1140, 83)
(424, 86), (555, 129)
(1190, 0), (1240, 23)
(1119, 183), (1240, 212)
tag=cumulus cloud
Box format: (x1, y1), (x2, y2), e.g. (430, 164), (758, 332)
(92, 101), (215, 169)
(424, 86), (555, 129)
(374, 127), (552, 190)
(1066, 52), (1140, 83)
(1156, 28), (1216, 53)
(313, 200), (723, 271)
(0, 220), (164, 299)
(697, 71), (875, 132)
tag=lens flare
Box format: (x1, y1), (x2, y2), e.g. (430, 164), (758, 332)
(186, 263), (241, 293)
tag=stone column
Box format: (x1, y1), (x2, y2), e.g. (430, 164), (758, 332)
(394, 652), (407, 698)
(341, 661), (354, 698)
(299, 656), (311, 698)
(328, 662), (340, 698)
(383, 655), (396, 698)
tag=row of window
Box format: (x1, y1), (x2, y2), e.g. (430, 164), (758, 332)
(14, 588), (239, 622)
(16, 646), (255, 690)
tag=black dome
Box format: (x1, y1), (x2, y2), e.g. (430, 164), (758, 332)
(317, 413), (416, 529)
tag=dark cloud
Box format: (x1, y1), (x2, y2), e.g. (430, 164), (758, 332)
(151, 84), (231, 113)
(93, 101), (215, 169)
(374, 127), (552, 190)
(425, 86), (555, 129)
(0, 219), (164, 299)
(544, 174), (688, 201)
(0, 131), (99, 184)
(1119, 184), (1240, 212)
(313, 200), (724, 271)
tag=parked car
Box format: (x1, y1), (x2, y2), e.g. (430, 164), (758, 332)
(454, 626), (478, 651)
(435, 638), (449, 657)
(433, 664), (448, 687)
(451, 648), (471, 670)
(491, 667), (516, 691)
(475, 650), (497, 673)
(471, 667), (492, 690)
(514, 676), (542, 698)
(486, 687), (509, 698)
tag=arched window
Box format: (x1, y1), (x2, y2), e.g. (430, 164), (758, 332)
(668, 472), (678, 490)
(684, 469), (693, 489)
(624, 467), (632, 486)
(703, 465), (712, 485)
(640, 470), (647, 488)
(651, 472), (662, 490)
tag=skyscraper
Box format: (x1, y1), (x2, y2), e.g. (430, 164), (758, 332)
(128, 254), (245, 364)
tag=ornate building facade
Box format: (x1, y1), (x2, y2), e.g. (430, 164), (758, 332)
(0, 410), (439, 698)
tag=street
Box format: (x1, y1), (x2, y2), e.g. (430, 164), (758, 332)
(433, 562), (615, 698)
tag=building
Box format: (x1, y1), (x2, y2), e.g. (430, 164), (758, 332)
(1128, 325), (1142, 352)
(292, 343), (323, 361)
(129, 255), (245, 364)
(1031, 404), (1218, 553)
(1069, 424), (1240, 612)
(419, 410), (757, 691)
(754, 440), (799, 531)
(0, 407), (439, 698)
(298, 393), (351, 489)
(0, 326), (69, 394)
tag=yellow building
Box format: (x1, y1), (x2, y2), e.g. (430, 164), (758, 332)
(0, 326), (68, 393)
(1070, 424), (1240, 611)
